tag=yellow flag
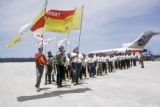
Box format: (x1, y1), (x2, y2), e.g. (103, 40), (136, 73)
(7, 33), (21, 48)
(45, 9), (75, 34)
(72, 6), (83, 30)
(44, 7), (83, 33)
(45, 16), (73, 34)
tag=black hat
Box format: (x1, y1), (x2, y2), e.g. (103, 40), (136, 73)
(47, 51), (53, 57)
(48, 51), (52, 54)
(73, 47), (79, 53)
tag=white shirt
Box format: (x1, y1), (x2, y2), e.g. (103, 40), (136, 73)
(71, 53), (83, 63)
(87, 57), (95, 63)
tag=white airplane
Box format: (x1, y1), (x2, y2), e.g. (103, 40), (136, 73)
(89, 31), (160, 55)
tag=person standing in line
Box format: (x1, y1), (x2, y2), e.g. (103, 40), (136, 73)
(97, 54), (103, 76)
(102, 54), (107, 74)
(45, 51), (54, 85)
(139, 53), (144, 68)
(80, 54), (87, 79)
(132, 53), (137, 66)
(108, 55), (113, 73)
(87, 54), (95, 78)
(114, 55), (118, 70)
(34, 47), (47, 92)
(118, 54), (122, 69)
(55, 45), (66, 88)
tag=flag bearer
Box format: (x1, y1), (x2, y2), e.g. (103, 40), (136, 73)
(34, 47), (47, 92)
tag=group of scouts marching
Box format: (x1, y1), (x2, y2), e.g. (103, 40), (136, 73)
(34, 46), (143, 92)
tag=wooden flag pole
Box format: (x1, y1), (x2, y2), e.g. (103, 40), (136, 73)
(42, 0), (48, 50)
(64, 33), (70, 53)
(69, 35), (72, 54)
(77, 5), (84, 49)
(55, 34), (57, 55)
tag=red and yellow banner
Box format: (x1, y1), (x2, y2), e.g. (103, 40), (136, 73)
(45, 10), (75, 19)
(45, 9), (75, 33)
(30, 7), (82, 34)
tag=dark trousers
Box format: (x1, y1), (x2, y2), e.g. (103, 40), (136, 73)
(133, 59), (136, 66)
(56, 65), (64, 86)
(35, 65), (44, 88)
(80, 65), (86, 79)
(108, 62), (113, 72)
(126, 59), (130, 68)
(45, 65), (52, 84)
(52, 64), (56, 82)
(102, 62), (107, 73)
(71, 63), (81, 84)
(115, 61), (118, 69)
(63, 66), (69, 80)
(88, 63), (96, 77)
(121, 60), (126, 69)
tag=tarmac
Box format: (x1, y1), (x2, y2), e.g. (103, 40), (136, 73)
(0, 61), (160, 107)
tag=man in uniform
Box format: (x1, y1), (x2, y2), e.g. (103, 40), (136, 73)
(55, 45), (66, 88)
(45, 51), (54, 85)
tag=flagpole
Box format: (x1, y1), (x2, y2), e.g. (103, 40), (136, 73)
(69, 35), (72, 54)
(64, 33), (70, 53)
(42, 0), (48, 50)
(55, 34), (57, 55)
(77, 5), (84, 49)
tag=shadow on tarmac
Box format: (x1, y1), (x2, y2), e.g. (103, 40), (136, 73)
(17, 87), (92, 102)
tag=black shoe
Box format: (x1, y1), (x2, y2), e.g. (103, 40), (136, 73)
(76, 81), (78, 84)
(57, 85), (62, 88)
(37, 88), (40, 92)
(35, 85), (38, 88)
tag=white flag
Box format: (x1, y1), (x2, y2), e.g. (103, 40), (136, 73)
(57, 39), (70, 46)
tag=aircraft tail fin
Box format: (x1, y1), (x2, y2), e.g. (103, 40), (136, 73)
(126, 31), (160, 49)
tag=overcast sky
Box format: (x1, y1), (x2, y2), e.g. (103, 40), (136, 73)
(0, 0), (160, 58)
